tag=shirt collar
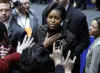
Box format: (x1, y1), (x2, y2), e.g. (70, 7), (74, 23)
(15, 8), (27, 17)
(65, 4), (69, 11)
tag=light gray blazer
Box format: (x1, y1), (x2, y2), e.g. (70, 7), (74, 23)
(8, 8), (39, 47)
(85, 37), (100, 73)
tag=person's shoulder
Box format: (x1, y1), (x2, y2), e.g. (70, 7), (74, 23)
(69, 7), (86, 18)
(62, 30), (76, 42)
(29, 8), (38, 22)
(29, 8), (37, 17)
(93, 38), (100, 48)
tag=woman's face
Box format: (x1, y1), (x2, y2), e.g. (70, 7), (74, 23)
(46, 9), (62, 30)
(89, 20), (99, 36)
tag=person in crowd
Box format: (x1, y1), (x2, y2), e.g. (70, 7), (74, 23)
(17, 41), (76, 73)
(12, 0), (39, 38)
(50, 42), (77, 73)
(18, 45), (55, 73)
(42, 0), (90, 73)
(39, 3), (78, 73)
(85, 17), (100, 73)
(0, 22), (15, 58)
(0, 22), (34, 73)
(80, 20), (96, 73)
(0, 0), (38, 48)
(0, 0), (26, 48)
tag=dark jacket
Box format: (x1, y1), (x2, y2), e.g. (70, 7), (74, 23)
(42, 3), (90, 56)
(63, 6), (90, 56)
(42, 4), (90, 73)
(63, 5), (90, 73)
(38, 25), (77, 58)
(8, 9), (39, 48)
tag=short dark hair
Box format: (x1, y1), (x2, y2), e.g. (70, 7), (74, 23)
(0, 0), (10, 3)
(19, 45), (55, 73)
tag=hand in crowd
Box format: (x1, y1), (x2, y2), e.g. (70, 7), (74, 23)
(64, 50), (76, 73)
(43, 33), (61, 48)
(0, 45), (10, 58)
(50, 42), (76, 73)
(50, 42), (64, 66)
(17, 35), (35, 54)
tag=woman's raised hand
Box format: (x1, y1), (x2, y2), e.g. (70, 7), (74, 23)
(17, 35), (35, 54)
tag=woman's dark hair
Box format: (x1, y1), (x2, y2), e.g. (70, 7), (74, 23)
(94, 17), (100, 31)
(0, 22), (8, 45)
(45, 2), (66, 24)
(19, 45), (55, 73)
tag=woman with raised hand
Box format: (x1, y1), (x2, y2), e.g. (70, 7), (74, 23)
(38, 3), (78, 73)
(39, 2), (77, 58)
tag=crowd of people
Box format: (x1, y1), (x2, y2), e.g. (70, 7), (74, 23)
(31, 0), (100, 10)
(0, 0), (100, 73)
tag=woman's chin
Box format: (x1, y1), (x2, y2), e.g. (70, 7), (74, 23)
(49, 26), (56, 30)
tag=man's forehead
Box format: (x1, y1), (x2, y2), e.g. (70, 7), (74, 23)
(0, 3), (10, 9)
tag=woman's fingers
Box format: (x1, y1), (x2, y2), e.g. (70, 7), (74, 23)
(65, 50), (71, 64)
(53, 42), (56, 52)
(25, 36), (31, 44)
(60, 45), (63, 55)
(72, 56), (76, 63)
(17, 41), (21, 47)
(22, 35), (27, 45)
(57, 46), (62, 55)
(27, 37), (34, 46)
(45, 32), (49, 40)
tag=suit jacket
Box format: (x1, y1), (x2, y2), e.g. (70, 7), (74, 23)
(42, 3), (89, 56)
(8, 9), (39, 48)
(63, 6), (90, 56)
(38, 25), (77, 58)
(85, 37), (100, 73)
(63, 6), (90, 73)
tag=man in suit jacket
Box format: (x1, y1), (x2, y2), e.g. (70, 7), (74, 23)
(0, 0), (38, 48)
(0, 0), (25, 48)
(42, 0), (90, 73)
(11, 0), (39, 43)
